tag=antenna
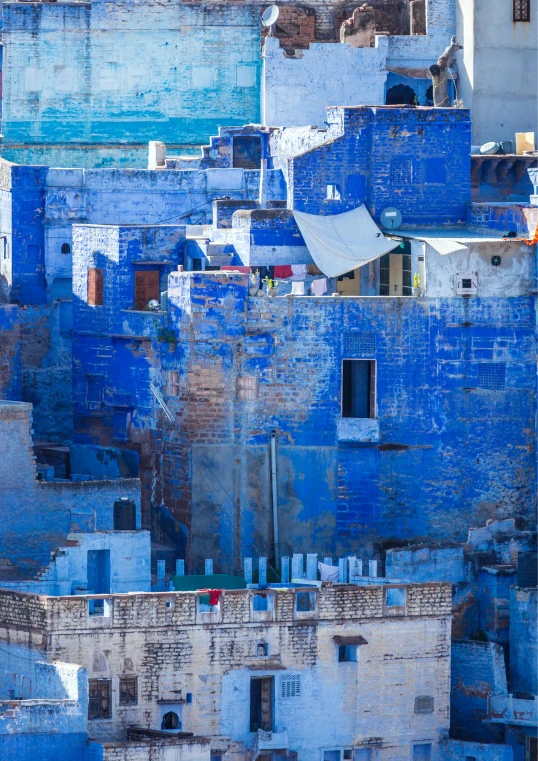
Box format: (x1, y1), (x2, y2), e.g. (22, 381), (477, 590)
(262, 5), (279, 35)
(380, 207), (403, 230)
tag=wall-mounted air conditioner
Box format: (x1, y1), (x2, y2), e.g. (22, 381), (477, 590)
(456, 272), (477, 296)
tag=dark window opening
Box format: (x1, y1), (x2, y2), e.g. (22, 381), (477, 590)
(88, 679), (111, 720)
(514, 0), (530, 21)
(338, 645), (357, 662)
(527, 737), (538, 761)
(191, 258), (202, 272)
(426, 85), (434, 106)
(413, 745), (432, 761)
(134, 269), (160, 311)
(295, 591), (316, 612)
(119, 676), (138, 706)
(61, 243), (71, 254)
(256, 642), (269, 657)
(161, 711), (181, 730)
(414, 695), (434, 714)
(233, 136), (262, 169)
(113, 410), (129, 441)
(342, 359), (376, 419)
(462, 278), (472, 289)
(250, 676), (273, 732)
(113, 499), (136, 530)
(386, 84), (416, 105)
(87, 268), (104, 306)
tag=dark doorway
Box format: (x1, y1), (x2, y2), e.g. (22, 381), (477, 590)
(386, 84), (416, 105)
(87, 549), (110, 594)
(113, 499), (136, 530)
(250, 676), (273, 732)
(161, 711), (181, 730)
(233, 136), (262, 169)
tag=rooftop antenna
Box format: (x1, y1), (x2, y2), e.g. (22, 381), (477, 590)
(262, 5), (280, 36)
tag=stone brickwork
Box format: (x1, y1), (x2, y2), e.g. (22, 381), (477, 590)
(0, 582), (452, 758)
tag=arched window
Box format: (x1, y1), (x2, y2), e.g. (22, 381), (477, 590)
(385, 84), (417, 106)
(161, 711), (180, 730)
(61, 243), (71, 254)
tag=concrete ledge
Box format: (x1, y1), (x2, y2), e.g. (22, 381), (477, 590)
(337, 417), (380, 443)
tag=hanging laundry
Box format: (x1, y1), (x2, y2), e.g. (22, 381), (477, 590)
(307, 263), (323, 276)
(291, 281), (305, 295)
(318, 561), (339, 582)
(198, 588), (223, 606)
(274, 265), (293, 279)
(311, 278), (328, 296)
(291, 264), (307, 280)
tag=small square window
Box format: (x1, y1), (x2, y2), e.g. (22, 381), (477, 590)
(355, 750), (372, 761)
(253, 594), (269, 611)
(237, 375), (257, 400)
(236, 64), (257, 88)
(192, 65), (214, 88)
(295, 591), (316, 613)
(344, 752), (353, 761)
(168, 371), (180, 397)
(415, 695), (434, 714)
(392, 157), (414, 185)
(119, 676), (138, 706)
(88, 598), (110, 617)
(327, 184), (341, 200)
(413, 744), (432, 761)
(61, 242), (71, 254)
(513, 0), (530, 21)
(385, 586), (407, 608)
(88, 679), (111, 719)
(338, 645), (357, 662)
(281, 674), (301, 698)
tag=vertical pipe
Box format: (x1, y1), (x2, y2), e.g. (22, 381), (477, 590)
(270, 430), (280, 568)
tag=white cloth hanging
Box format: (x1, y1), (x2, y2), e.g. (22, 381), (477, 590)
(293, 205), (396, 278)
(318, 561), (339, 582)
(291, 281), (305, 295)
(311, 278), (328, 296)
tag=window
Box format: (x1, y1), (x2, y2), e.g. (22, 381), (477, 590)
(343, 332), (376, 356)
(385, 586), (407, 608)
(119, 676), (138, 706)
(465, 756), (476, 761)
(191, 65), (214, 88)
(477, 363), (506, 391)
(295, 591), (316, 613)
(113, 499), (136, 530)
(87, 268), (104, 306)
(391, 157), (414, 185)
(88, 679), (111, 719)
(253, 594), (269, 612)
(168, 371), (180, 397)
(237, 375), (257, 400)
(513, 0), (530, 21)
(281, 674), (301, 698)
(413, 745), (432, 761)
(161, 710), (181, 730)
(526, 737), (537, 761)
(342, 360), (376, 419)
(327, 184), (342, 200)
(134, 269), (160, 310)
(256, 642), (268, 657)
(113, 410), (129, 441)
(338, 645), (357, 662)
(236, 64), (256, 88)
(232, 136), (262, 169)
(414, 695), (434, 714)
(88, 598), (111, 617)
(355, 750), (372, 761)
(61, 242), (71, 254)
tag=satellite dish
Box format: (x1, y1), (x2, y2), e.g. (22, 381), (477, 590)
(262, 5), (280, 29)
(147, 299), (160, 311)
(380, 207), (403, 230)
(480, 141), (500, 155)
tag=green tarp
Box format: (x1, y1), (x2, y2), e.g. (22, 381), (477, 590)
(171, 573), (247, 592)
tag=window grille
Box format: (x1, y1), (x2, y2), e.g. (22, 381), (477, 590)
(391, 158), (414, 185)
(168, 371), (180, 397)
(119, 676), (138, 706)
(237, 376), (257, 401)
(414, 695), (434, 714)
(343, 332), (376, 356)
(88, 679), (111, 719)
(281, 674), (301, 698)
(477, 363), (506, 391)
(514, 0), (530, 21)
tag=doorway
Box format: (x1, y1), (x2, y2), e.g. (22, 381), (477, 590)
(250, 676), (274, 732)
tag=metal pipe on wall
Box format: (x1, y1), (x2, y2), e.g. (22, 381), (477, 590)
(270, 429), (280, 568)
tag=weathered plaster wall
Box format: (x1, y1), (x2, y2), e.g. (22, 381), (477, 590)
(455, 0), (538, 145)
(158, 273), (536, 570)
(0, 304), (21, 399)
(262, 36), (388, 128)
(1, 0), (262, 164)
(0, 401), (141, 581)
(509, 587), (538, 696)
(0, 583), (452, 754)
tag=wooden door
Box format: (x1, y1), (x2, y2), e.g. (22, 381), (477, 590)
(135, 269), (160, 310)
(260, 677), (273, 731)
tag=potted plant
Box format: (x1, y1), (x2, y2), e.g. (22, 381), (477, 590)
(263, 276), (279, 297)
(249, 271), (260, 297)
(412, 272), (423, 297)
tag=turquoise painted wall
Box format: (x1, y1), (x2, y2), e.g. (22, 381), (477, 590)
(1, 0), (261, 167)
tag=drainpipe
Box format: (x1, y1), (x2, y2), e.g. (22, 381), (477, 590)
(270, 430), (280, 568)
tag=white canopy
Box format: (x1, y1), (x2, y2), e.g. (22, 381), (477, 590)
(293, 205), (397, 278)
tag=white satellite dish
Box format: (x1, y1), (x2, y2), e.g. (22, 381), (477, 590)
(480, 141), (500, 155)
(262, 5), (280, 32)
(380, 207), (403, 230)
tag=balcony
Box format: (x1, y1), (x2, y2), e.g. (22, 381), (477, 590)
(489, 695), (537, 726)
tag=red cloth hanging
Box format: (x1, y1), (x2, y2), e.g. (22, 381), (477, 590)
(274, 265), (293, 279)
(198, 588), (223, 606)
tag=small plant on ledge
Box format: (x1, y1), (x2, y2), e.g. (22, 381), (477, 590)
(156, 327), (177, 344)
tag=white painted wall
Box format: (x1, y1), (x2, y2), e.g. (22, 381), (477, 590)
(262, 36), (389, 128)
(456, 0), (538, 145)
(424, 240), (536, 297)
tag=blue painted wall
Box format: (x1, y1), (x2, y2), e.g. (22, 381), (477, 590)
(276, 106), (471, 226)
(0, 305), (21, 399)
(1, 0), (261, 167)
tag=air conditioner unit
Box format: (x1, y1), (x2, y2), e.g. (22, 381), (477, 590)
(456, 272), (477, 296)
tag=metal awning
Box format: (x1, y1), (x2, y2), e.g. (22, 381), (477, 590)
(333, 635), (368, 646)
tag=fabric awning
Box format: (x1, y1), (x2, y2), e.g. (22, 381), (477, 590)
(333, 635), (369, 646)
(293, 205), (397, 278)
